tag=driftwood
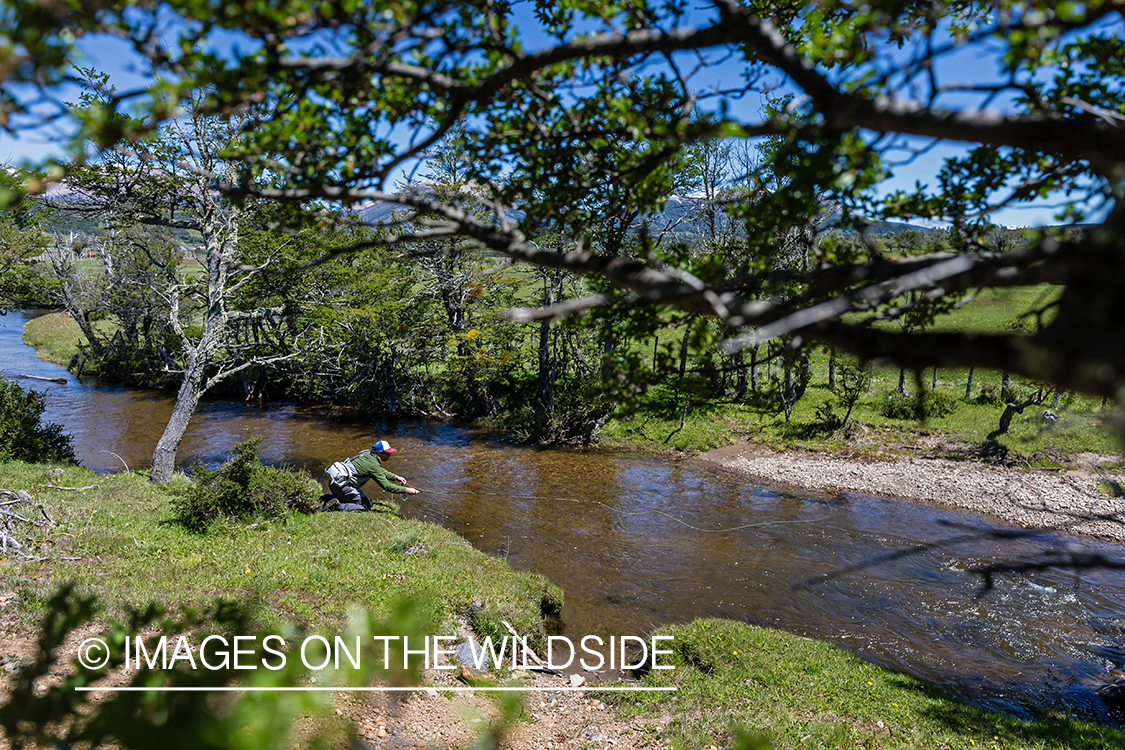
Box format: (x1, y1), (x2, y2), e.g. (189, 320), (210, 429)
(17, 373), (67, 385)
(1, 488), (56, 560)
(37, 484), (100, 491)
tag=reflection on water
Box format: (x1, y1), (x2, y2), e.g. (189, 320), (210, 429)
(5, 310), (1125, 723)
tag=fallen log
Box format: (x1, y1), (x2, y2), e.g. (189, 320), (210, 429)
(18, 373), (67, 385)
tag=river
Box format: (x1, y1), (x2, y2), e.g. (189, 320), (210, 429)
(4, 309), (1125, 723)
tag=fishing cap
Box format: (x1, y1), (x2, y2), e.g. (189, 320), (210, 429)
(373, 440), (396, 454)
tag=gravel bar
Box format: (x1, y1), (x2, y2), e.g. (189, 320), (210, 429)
(700, 443), (1125, 544)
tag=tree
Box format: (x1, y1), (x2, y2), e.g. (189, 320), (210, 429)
(44, 227), (182, 384)
(0, 207), (52, 306)
(47, 78), (311, 482)
(2, 0), (1124, 407)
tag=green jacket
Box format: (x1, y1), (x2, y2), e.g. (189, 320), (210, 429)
(348, 451), (409, 494)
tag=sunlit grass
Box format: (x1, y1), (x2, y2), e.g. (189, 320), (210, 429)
(0, 461), (560, 644)
(620, 619), (1125, 750)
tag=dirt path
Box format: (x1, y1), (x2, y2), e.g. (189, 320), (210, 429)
(338, 668), (672, 750)
(700, 441), (1125, 543)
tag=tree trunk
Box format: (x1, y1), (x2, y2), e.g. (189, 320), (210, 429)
(795, 351), (809, 400)
(997, 392), (1042, 435)
(827, 349), (836, 389)
(897, 368), (906, 395)
(749, 343), (758, 392)
(965, 366), (975, 399)
(733, 351), (747, 400)
(536, 317), (555, 414)
(150, 357), (206, 483)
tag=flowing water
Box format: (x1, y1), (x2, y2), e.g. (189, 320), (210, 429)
(5, 310), (1125, 722)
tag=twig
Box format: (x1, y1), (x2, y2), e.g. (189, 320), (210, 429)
(37, 484), (100, 491)
(500, 619), (547, 669)
(0, 508), (34, 524)
(102, 450), (130, 472)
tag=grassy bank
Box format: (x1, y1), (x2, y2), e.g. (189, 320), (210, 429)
(22, 310), (86, 368)
(596, 361), (1119, 465)
(0, 461), (560, 645)
(597, 287), (1119, 463)
(621, 619), (1124, 750)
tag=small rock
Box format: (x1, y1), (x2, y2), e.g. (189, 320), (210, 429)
(569, 673), (587, 688)
(454, 640), (486, 669)
(334, 708), (343, 716)
(587, 733), (605, 742)
(1097, 672), (1125, 711)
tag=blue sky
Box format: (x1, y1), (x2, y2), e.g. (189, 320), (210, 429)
(2, 6), (1110, 228)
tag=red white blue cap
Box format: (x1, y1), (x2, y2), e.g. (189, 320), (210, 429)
(373, 440), (396, 453)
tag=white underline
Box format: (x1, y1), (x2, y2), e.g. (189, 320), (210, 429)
(76, 686), (677, 693)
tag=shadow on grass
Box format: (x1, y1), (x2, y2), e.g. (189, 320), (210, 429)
(978, 434), (1012, 462)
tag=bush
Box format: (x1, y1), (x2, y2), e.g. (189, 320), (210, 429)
(972, 383), (1001, 405)
(172, 437), (320, 531)
(879, 390), (958, 420)
(0, 377), (76, 463)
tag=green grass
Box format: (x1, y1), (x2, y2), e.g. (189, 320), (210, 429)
(924, 286), (1061, 334)
(616, 619), (1125, 750)
(599, 362), (1119, 463)
(0, 461), (561, 647)
(22, 311), (91, 368)
(597, 284), (1118, 461)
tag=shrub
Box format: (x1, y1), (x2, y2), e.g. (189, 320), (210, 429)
(172, 437), (320, 531)
(879, 390), (958, 420)
(972, 383), (1001, 405)
(0, 377), (76, 463)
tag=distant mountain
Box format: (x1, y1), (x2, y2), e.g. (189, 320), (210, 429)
(352, 200), (400, 225)
(350, 192), (932, 243)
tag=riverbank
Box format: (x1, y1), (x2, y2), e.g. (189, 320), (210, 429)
(700, 440), (1125, 543)
(5, 461), (1124, 749)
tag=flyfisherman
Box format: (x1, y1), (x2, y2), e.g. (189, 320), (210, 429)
(322, 439), (420, 512)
